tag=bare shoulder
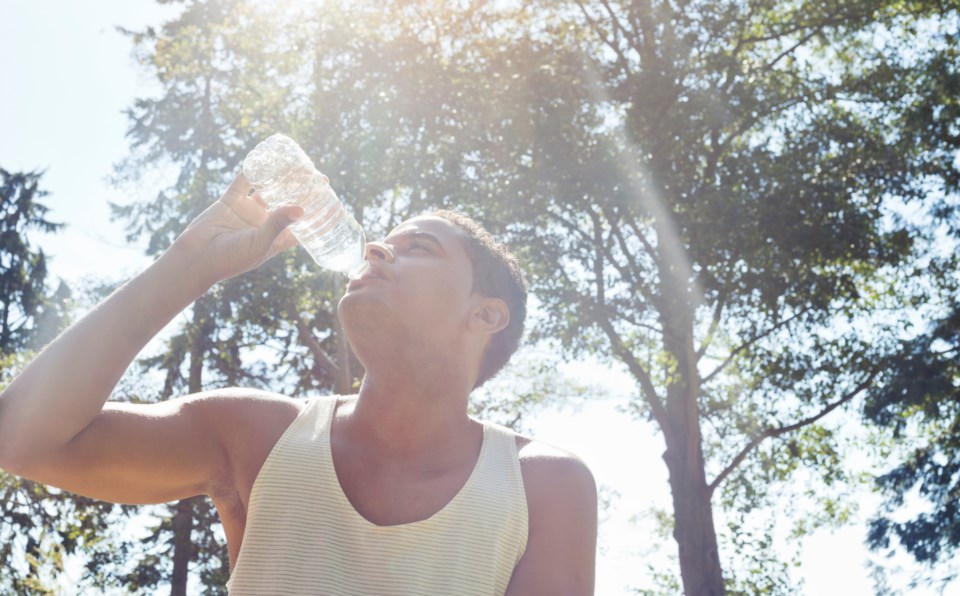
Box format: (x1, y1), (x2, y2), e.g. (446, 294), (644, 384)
(504, 432), (598, 595)
(185, 387), (306, 422)
(514, 433), (597, 500)
(187, 388), (309, 459)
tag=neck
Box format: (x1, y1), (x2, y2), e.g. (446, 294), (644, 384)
(345, 362), (477, 458)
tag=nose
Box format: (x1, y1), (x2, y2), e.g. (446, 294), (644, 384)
(364, 240), (394, 263)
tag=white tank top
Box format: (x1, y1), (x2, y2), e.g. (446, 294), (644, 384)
(226, 396), (529, 595)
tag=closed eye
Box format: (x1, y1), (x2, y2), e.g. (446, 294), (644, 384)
(409, 242), (431, 253)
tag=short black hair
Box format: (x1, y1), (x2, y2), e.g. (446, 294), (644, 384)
(430, 210), (527, 389)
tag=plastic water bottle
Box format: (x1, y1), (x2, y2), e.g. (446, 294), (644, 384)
(242, 134), (366, 276)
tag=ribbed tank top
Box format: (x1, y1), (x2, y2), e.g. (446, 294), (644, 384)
(226, 396), (529, 595)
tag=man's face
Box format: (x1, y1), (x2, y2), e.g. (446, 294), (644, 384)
(338, 216), (479, 358)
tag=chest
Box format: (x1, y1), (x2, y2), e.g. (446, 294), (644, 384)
(330, 439), (481, 527)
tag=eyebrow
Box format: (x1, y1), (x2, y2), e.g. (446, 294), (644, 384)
(386, 230), (446, 252)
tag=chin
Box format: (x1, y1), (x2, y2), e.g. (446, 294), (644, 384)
(338, 292), (392, 347)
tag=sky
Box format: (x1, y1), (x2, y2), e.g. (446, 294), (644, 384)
(0, 1), (953, 594)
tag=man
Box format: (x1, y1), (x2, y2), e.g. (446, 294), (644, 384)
(0, 174), (597, 594)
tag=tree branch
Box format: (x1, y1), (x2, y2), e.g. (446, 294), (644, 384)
(754, 25), (825, 76)
(707, 364), (883, 496)
(573, 0), (634, 79)
(589, 207), (607, 308)
(292, 315), (340, 377)
(701, 307), (810, 385)
(631, 0), (659, 68)
(592, 309), (673, 442)
(620, 313), (663, 335)
(695, 291), (727, 362)
(603, 211), (642, 284)
(599, 204), (660, 307)
(623, 210), (659, 264)
(726, 1), (757, 68)
(599, 0), (635, 39)
(600, 0), (642, 60)
(547, 209), (593, 244)
(739, 15), (839, 46)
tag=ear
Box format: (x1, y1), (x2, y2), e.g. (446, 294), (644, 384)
(468, 297), (510, 336)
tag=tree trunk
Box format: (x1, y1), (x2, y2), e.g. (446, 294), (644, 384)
(333, 277), (355, 395)
(170, 296), (214, 595)
(659, 259), (726, 594)
(0, 296), (10, 353)
(663, 439), (725, 595)
(662, 346), (726, 596)
(170, 496), (199, 596)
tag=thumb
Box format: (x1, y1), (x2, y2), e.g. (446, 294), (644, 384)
(255, 205), (304, 253)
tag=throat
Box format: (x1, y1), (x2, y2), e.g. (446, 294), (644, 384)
(349, 377), (476, 456)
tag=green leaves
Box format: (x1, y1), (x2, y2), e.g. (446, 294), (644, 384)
(865, 306), (960, 566)
(2, 0), (953, 591)
(0, 169), (69, 356)
(0, 470), (132, 595)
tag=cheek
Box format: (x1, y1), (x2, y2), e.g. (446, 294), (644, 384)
(404, 276), (471, 321)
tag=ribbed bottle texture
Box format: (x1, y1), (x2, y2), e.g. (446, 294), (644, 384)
(242, 134), (365, 275)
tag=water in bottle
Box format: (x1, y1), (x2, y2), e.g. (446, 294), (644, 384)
(242, 134), (366, 276)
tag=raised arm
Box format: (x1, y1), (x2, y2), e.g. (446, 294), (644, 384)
(0, 174), (302, 503)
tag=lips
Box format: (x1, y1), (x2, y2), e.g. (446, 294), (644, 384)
(347, 263), (388, 288)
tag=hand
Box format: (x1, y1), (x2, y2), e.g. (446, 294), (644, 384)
(172, 173), (304, 286)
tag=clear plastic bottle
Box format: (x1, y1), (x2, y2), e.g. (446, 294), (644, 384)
(242, 134), (366, 276)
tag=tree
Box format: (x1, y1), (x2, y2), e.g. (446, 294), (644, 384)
(45, 0), (956, 591)
(856, 28), (960, 588)
(0, 168), (69, 356)
(341, 0), (959, 592)
(866, 301), (960, 589)
(118, 0), (960, 590)
(865, 210), (960, 589)
(110, 1), (327, 592)
(0, 170), (131, 594)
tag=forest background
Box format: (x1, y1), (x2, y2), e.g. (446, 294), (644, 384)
(1, 0), (959, 594)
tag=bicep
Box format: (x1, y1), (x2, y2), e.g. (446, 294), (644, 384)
(14, 396), (230, 505)
(506, 453), (598, 596)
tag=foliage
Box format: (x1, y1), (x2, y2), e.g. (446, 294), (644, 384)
(861, 54), (960, 579)
(865, 257), (960, 586)
(469, 345), (599, 432)
(106, 0), (960, 591)
(0, 470), (132, 596)
(0, 352), (141, 595)
(310, 0), (959, 591)
(0, 168), (70, 355)
(0, 171), (105, 592)
(6, 0), (960, 591)
(352, 0), (951, 591)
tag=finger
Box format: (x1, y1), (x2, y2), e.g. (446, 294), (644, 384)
(254, 205), (304, 255)
(221, 173), (252, 206)
(266, 228), (300, 259)
(225, 182), (270, 227)
(251, 191), (269, 210)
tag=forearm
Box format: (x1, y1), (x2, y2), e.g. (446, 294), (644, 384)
(0, 244), (212, 468)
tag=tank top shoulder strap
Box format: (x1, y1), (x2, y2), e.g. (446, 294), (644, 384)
(472, 420), (529, 558)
